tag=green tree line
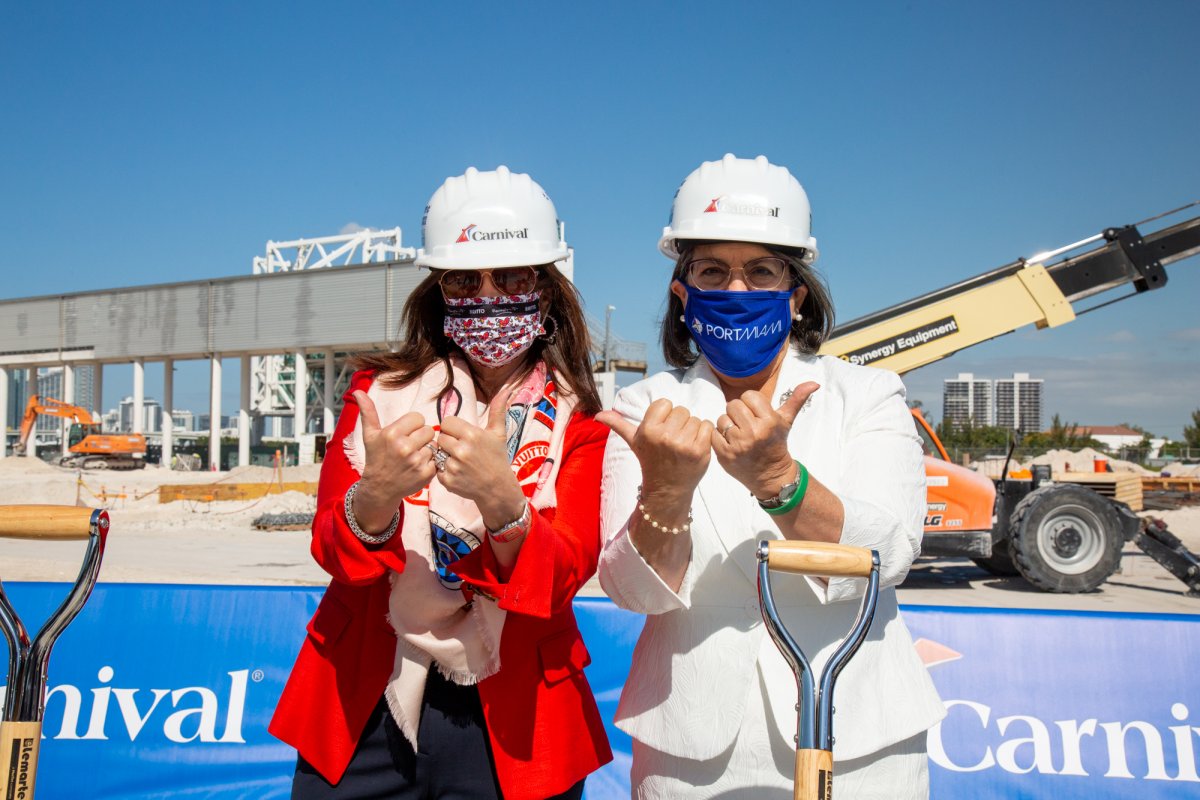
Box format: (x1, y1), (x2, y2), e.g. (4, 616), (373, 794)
(924, 407), (1200, 455)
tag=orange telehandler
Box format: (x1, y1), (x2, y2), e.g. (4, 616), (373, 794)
(819, 205), (1200, 594)
(14, 395), (147, 470)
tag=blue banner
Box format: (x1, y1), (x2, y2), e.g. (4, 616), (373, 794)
(2, 583), (1198, 799)
(905, 606), (1200, 798)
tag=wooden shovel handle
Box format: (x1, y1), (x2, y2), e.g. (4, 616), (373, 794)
(1, 720), (43, 798)
(795, 748), (833, 800)
(0, 506), (106, 540)
(766, 540), (873, 578)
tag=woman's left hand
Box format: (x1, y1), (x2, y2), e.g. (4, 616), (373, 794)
(437, 390), (527, 529)
(712, 382), (820, 501)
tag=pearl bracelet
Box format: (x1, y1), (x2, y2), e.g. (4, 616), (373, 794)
(636, 486), (692, 535)
(344, 480), (401, 545)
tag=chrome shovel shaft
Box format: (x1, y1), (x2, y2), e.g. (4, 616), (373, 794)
(757, 540), (881, 799)
(1, 505), (109, 800)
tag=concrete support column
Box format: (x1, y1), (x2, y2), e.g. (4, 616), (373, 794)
(0, 365), (8, 459)
(62, 364), (75, 457)
(209, 356), (222, 471)
(133, 359), (145, 434)
(25, 367), (37, 459)
(239, 356), (251, 467)
(323, 350), (335, 434)
(162, 358), (174, 469)
(92, 363), (104, 423)
(294, 350), (308, 438)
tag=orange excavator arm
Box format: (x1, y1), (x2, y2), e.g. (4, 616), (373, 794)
(15, 395), (97, 453)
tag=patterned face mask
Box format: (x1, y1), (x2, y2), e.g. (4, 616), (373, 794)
(443, 290), (545, 367)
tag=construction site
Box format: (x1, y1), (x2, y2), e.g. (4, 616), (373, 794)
(3, 197), (1200, 800)
(4, 205), (1198, 596)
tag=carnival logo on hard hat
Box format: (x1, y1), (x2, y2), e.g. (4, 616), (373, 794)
(456, 223), (529, 243)
(703, 196), (780, 218)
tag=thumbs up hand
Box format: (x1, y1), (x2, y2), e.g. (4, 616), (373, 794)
(437, 389), (527, 529)
(352, 389), (437, 533)
(597, 398), (714, 507)
(711, 382), (820, 502)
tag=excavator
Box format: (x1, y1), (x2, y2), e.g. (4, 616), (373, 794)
(14, 395), (147, 470)
(819, 204), (1200, 595)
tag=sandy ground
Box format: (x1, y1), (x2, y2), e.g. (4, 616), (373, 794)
(1, 458), (1198, 614)
(0, 459), (327, 586)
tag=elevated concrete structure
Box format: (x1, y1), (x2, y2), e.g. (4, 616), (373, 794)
(1, 259), (646, 467)
(1, 259), (422, 467)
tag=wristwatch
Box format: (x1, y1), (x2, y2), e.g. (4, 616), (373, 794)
(757, 463), (802, 509)
(488, 503), (532, 543)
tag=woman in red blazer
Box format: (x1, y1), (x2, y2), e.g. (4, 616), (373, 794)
(270, 166), (611, 800)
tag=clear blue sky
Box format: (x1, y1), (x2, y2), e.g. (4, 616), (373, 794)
(3, 2), (1198, 437)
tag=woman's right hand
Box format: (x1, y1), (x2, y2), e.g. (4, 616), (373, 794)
(597, 399), (713, 505)
(598, 399), (709, 586)
(351, 390), (438, 533)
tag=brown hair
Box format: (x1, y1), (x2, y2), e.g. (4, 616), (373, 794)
(352, 264), (602, 414)
(660, 243), (836, 369)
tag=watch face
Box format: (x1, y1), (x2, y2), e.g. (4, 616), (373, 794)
(763, 480), (799, 508)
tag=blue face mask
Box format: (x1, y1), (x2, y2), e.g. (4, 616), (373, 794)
(683, 286), (794, 378)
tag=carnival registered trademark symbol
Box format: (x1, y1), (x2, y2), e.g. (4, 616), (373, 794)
(252, 669), (265, 682)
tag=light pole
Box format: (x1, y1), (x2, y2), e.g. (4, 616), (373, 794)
(603, 305), (615, 373)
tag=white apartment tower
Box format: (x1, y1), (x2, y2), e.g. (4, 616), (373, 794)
(942, 373), (993, 428)
(994, 373), (1044, 436)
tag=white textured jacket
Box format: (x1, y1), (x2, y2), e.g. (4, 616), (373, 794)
(598, 351), (945, 762)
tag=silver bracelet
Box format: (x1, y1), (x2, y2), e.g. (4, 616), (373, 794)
(344, 480), (401, 545)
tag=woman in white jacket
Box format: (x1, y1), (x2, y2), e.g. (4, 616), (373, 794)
(597, 154), (945, 799)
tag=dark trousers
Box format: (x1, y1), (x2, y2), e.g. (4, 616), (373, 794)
(292, 669), (585, 800)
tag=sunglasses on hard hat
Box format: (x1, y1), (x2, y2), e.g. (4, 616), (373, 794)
(437, 266), (539, 299)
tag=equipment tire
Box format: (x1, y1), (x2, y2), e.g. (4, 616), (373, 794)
(1009, 484), (1123, 593)
(972, 539), (1020, 576)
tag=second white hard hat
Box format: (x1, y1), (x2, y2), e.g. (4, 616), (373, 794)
(659, 154), (819, 265)
(415, 166), (569, 270)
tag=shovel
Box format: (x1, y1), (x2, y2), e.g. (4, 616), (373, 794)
(757, 540), (880, 800)
(1, 506), (109, 800)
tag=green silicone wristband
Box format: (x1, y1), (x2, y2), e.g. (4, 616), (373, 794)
(762, 461), (809, 517)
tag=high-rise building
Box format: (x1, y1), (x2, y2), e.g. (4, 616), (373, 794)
(5, 370), (30, 438)
(943, 372), (1045, 435)
(73, 365), (95, 411)
(171, 409), (196, 432)
(118, 396), (163, 433)
(994, 373), (1044, 435)
(942, 373), (993, 428)
(30, 366), (97, 433)
(36, 367), (65, 432)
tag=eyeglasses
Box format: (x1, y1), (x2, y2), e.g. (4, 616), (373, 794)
(438, 266), (539, 299)
(686, 256), (794, 291)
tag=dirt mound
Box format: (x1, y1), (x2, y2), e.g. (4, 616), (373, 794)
(1025, 448), (1155, 476)
(0, 457), (61, 474)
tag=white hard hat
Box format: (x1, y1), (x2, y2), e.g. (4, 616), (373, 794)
(415, 165), (569, 270)
(659, 154), (819, 265)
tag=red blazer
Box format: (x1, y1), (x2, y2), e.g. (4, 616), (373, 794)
(269, 372), (612, 799)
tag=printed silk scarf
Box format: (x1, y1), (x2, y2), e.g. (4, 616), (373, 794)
(344, 354), (575, 747)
